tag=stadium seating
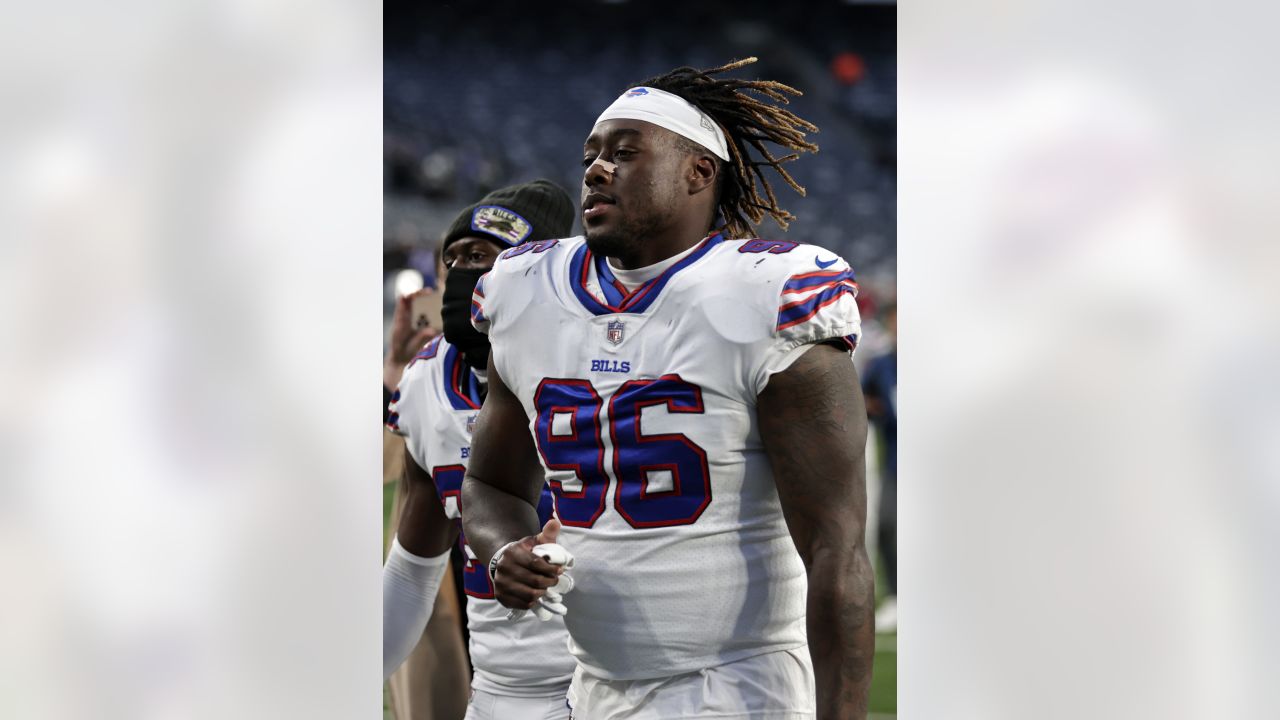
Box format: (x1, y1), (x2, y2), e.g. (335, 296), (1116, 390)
(384, 0), (895, 288)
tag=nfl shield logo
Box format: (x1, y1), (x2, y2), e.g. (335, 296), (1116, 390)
(606, 320), (625, 346)
(466, 414), (478, 435)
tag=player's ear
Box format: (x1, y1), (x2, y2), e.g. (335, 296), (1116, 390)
(688, 154), (717, 196)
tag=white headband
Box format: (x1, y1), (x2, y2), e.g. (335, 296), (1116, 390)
(594, 86), (731, 161)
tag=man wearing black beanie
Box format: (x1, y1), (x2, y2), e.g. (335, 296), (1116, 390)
(437, 180), (574, 371)
(384, 179), (577, 720)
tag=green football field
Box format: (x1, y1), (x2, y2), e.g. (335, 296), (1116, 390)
(383, 480), (897, 718)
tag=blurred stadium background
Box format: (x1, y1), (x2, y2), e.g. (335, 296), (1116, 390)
(383, 0), (897, 715)
(384, 0), (896, 330)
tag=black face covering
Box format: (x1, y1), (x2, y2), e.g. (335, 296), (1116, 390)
(441, 266), (492, 370)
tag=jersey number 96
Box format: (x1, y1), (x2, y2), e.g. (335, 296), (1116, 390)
(533, 375), (711, 529)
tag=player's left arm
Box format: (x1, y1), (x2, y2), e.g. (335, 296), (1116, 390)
(758, 342), (875, 720)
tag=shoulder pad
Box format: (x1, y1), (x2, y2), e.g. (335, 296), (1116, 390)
(720, 238), (852, 278)
(491, 237), (570, 272)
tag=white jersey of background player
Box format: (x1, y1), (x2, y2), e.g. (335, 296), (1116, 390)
(382, 179), (578, 720)
(462, 67), (875, 720)
(388, 335), (574, 701)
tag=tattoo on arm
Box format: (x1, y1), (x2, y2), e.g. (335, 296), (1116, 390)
(759, 343), (875, 719)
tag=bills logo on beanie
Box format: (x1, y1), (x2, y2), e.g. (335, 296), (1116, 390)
(442, 179), (575, 253)
(470, 205), (532, 245)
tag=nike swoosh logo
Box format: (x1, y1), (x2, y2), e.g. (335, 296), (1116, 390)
(815, 256), (838, 269)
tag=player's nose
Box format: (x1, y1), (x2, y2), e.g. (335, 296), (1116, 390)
(583, 157), (614, 189)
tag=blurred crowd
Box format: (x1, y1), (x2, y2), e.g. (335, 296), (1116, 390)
(383, 0), (897, 341)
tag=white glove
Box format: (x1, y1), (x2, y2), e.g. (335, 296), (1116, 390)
(532, 543), (574, 567)
(508, 543), (575, 622)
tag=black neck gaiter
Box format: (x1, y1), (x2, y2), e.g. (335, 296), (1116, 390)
(440, 266), (492, 370)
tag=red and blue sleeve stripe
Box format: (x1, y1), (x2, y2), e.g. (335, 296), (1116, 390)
(470, 273), (489, 323)
(782, 268), (855, 294)
(777, 283), (858, 332)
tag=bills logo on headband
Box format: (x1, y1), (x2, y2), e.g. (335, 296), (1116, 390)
(471, 205), (532, 246)
(626, 87), (649, 97)
(606, 319), (625, 346)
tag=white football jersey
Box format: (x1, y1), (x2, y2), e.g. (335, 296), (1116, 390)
(387, 335), (574, 697)
(472, 232), (861, 681)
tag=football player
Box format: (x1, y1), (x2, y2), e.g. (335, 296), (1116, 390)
(383, 179), (579, 719)
(462, 59), (875, 719)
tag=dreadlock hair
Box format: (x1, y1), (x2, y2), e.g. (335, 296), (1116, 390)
(637, 57), (819, 238)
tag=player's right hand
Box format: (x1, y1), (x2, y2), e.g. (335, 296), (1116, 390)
(527, 541), (575, 620)
(492, 518), (566, 611)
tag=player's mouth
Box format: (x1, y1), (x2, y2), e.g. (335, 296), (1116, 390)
(583, 192), (616, 221)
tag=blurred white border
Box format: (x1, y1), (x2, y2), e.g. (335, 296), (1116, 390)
(902, 1), (1279, 717)
(4, 0), (1278, 716)
(1, 1), (382, 717)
